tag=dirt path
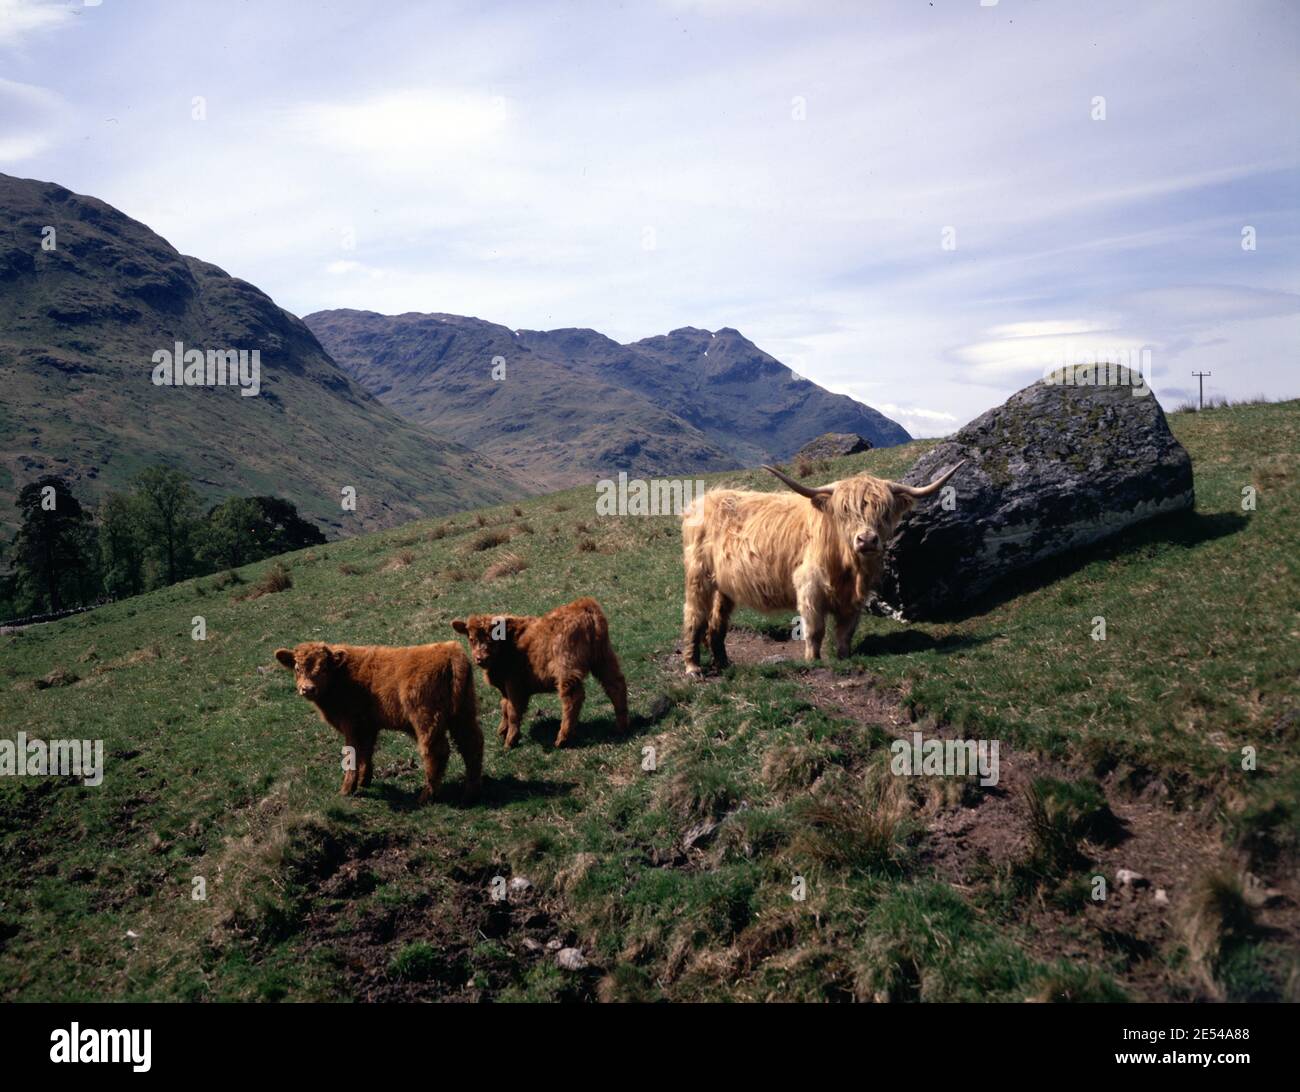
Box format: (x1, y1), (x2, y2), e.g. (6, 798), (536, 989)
(700, 626), (1299, 1001)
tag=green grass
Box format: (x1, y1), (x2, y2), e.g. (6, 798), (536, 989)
(0, 399), (1296, 1002)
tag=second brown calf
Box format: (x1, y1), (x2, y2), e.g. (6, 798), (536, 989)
(452, 597), (629, 749)
(274, 640), (482, 803)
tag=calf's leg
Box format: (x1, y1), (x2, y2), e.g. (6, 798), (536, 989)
(503, 691), (530, 750)
(338, 726), (359, 796)
(556, 679), (585, 747)
(450, 709), (484, 803)
(416, 714), (451, 804)
(593, 651), (630, 734)
(355, 729), (377, 789)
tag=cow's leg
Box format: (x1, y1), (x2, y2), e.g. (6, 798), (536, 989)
(556, 678), (585, 747)
(682, 569), (714, 677)
(503, 691), (530, 750)
(496, 696), (510, 739)
(592, 650), (630, 734)
(707, 591), (735, 670)
(338, 725), (359, 795)
(795, 584), (826, 662)
(450, 708), (483, 803)
(834, 606), (862, 659)
(355, 729), (377, 788)
(416, 716), (451, 805)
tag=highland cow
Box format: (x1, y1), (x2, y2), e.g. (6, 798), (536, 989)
(680, 462), (963, 675)
(452, 597), (629, 749)
(274, 640), (482, 803)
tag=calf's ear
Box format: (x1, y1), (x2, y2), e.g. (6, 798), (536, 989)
(274, 648), (295, 669)
(327, 647), (348, 669)
(451, 619), (468, 635)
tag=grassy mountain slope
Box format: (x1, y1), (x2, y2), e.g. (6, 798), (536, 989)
(306, 309), (911, 490)
(0, 175), (530, 535)
(0, 400), (1295, 1001)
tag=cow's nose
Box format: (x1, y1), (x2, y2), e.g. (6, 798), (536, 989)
(855, 531), (879, 552)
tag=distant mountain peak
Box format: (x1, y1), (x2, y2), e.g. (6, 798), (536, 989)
(305, 309), (910, 489)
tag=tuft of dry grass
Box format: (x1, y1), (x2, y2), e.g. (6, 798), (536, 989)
(1181, 865), (1257, 998)
(382, 551), (415, 571)
(337, 562), (363, 576)
(442, 566), (471, 584)
(483, 552), (528, 580)
(239, 563), (292, 601)
(470, 528), (511, 552)
(577, 538), (598, 553)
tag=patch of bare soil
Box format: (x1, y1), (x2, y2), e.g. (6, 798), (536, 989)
(298, 842), (597, 1002)
(692, 626), (1299, 1000)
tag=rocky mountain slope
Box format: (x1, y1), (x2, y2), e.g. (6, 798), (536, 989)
(306, 310), (910, 489)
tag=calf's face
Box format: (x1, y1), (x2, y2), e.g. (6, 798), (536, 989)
(274, 642), (346, 700)
(451, 616), (514, 667)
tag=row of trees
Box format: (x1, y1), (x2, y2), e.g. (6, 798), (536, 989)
(2, 468), (326, 620)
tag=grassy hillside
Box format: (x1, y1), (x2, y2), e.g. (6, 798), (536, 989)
(0, 400), (1295, 1002)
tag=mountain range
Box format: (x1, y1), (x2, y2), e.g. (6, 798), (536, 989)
(305, 310), (910, 489)
(0, 173), (528, 535)
(0, 171), (909, 536)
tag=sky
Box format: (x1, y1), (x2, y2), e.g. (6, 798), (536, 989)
(1, 0), (1297, 436)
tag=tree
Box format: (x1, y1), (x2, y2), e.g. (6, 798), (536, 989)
(198, 496), (262, 570)
(99, 491), (148, 598)
(248, 496), (327, 555)
(198, 495), (326, 570)
(132, 466), (199, 586)
(11, 476), (96, 613)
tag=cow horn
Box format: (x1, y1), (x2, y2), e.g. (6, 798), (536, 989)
(889, 460), (966, 498)
(763, 464), (834, 498)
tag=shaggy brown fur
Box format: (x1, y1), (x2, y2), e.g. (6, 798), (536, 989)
(452, 597), (629, 749)
(274, 641), (482, 803)
(680, 463), (962, 674)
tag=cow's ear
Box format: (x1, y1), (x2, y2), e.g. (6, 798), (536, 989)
(328, 647), (348, 669)
(274, 648), (295, 669)
(451, 619), (468, 635)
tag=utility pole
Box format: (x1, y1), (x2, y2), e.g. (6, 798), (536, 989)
(1192, 370), (1212, 410)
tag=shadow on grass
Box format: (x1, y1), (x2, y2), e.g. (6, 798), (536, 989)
(370, 773), (574, 811)
(899, 509), (1249, 624)
(749, 619), (995, 658)
(851, 630), (996, 657)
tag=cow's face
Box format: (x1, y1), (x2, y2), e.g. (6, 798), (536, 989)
(827, 477), (913, 562)
(274, 642), (346, 700)
(451, 616), (514, 667)
(763, 461), (963, 568)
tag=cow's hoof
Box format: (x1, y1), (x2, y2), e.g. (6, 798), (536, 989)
(417, 787), (435, 805)
(684, 664), (703, 679)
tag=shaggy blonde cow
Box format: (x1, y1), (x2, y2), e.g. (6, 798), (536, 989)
(680, 462), (963, 675)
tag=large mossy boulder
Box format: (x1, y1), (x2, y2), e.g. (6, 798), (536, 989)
(877, 375), (1194, 620)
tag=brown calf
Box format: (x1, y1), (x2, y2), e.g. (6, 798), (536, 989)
(274, 640), (482, 803)
(452, 597), (629, 749)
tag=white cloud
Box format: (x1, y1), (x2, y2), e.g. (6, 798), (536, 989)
(0, 0), (73, 48)
(0, 76), (65, 161)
